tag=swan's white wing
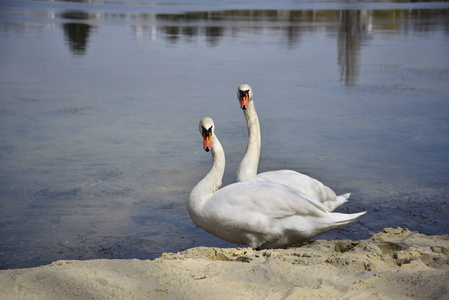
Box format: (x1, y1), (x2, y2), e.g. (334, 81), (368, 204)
(257, 170), (349, 211)
(196, 181), (332, 247)
(196, 180), (364, 249)
(257, 170), (335, 200)
(205, 181), (331, 222)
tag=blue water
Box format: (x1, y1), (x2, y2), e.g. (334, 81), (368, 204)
(1, 0), (449, 269)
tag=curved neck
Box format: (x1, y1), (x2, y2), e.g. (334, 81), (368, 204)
(236, 100), (261, 182)
(189, 134), (225, 210)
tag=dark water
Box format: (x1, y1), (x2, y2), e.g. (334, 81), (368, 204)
(1, 0), (449, 269)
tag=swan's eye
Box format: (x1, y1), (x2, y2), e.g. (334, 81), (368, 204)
(202, 126), (213, 139)
(239, 90), (250, 102)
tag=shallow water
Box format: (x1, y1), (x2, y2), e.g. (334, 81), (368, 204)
(1, 0), (449, 269)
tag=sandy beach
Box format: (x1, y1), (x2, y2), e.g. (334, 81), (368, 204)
(0, 227), (448, 299)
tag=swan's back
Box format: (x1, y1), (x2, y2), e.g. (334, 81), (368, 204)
(257, 170), (336, 200)
(257, 170), (350, 211)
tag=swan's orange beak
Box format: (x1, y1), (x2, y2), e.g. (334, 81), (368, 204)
(203, 132), (212, 152)
(239, 93), (249, 109)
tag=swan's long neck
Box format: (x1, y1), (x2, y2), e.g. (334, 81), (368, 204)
(188, 134), (226, 212)
(236, 100), (261, 182)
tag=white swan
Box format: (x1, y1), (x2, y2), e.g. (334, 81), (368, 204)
(188, 117), (366, 249)
(236, 84), (350, 211)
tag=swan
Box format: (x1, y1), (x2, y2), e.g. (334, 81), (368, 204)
(188, 117), (366, 249)
(236, 84), (350, 211)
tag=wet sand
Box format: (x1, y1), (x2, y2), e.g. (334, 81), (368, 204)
(1, 228), (448, 299)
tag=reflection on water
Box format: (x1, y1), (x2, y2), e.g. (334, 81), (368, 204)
(61, 11), (93, 55)
(338, 10), (365, 86)
(13, 7), (446, 82)
(2, 4), (448, 79)
(155, 9), (447, 85)
(63, 23), (91, 54)
(0, 1), (449, 269)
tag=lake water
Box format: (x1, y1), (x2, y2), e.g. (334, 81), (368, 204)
(1, 0), (448, 269)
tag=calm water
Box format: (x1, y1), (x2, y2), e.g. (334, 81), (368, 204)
(1, 0), (449, 269)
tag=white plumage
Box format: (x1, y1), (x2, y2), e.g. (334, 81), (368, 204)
(188, 117), (366, 249)
(235, 83), (350, 211)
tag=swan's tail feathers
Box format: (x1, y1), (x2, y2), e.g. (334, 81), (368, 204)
(331, 210), (367, 226)
(339, 193), (351, 200)
(326, 193), (351, 211)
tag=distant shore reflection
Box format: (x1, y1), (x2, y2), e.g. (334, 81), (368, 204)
(54, 9), (449, 84)
(4, 8), (445, 84)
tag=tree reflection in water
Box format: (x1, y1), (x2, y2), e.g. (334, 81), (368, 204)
(153, 9), (447, 85)
(58, 8), (449, 84)
(63, 23), (91, 55)
(60, 11), (93, 55)
(337, 10), (366, 86)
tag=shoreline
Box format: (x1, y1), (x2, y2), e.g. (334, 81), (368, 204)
(1, 228), (448, 299)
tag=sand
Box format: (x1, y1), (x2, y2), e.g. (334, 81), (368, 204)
(1, 228), (448, 299)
